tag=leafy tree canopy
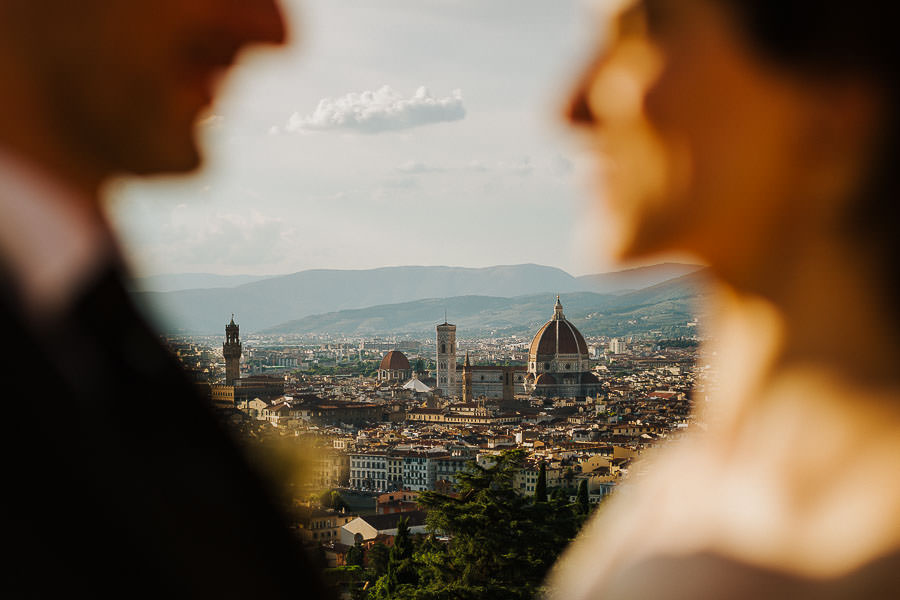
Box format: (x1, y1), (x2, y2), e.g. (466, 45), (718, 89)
(368, 449), (585, 600)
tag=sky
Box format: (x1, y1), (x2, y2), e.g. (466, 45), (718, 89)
(106, 0), (617, 278)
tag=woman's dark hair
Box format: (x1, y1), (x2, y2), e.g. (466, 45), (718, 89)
(720, 2), (895, 76)
(720, 1), (899, 291)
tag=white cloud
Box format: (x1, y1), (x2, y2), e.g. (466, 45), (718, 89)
(396, 160), (443, 174)
(498, 157), (533, 176)
(285, 85), (466, 134)
(393, 158), (535, 176)
(158, 208), (296, 267)
(381, 177), (419, 189)
(549, 154), (574, 176)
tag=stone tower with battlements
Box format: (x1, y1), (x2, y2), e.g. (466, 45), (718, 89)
(223, 315), (242, 385)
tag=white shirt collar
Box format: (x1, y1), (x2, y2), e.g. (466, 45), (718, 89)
(0, 147), (116, 320)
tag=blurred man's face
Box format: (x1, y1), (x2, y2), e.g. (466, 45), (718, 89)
(2, 0), (285, 176)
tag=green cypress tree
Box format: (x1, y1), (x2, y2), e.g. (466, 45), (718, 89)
(372, 517), (418, 599)
(393, 516), (413, 561)
(535, 462), (547, 503)
(368, 451), (593, 599)
(368, 542), (390, 577)
(371, 565), (398, 600)
(346, 540), (365, 567)
(412, 449), (582, 599)
(391, 517), (418, 587)
(577, 479), (590, 514)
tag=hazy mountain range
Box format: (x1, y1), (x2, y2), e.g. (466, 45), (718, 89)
(262, 270), (709, 338)
(134, 273), (274, 292)
(133, 262), (704, 335)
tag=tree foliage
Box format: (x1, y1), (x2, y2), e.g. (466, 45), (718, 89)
(368, 543), (390, 578)
(368, 450), (584, 600)
(371, 517), (419, 599)
(346, 540), (365, 567)
(393, 517), (414, 562)
(577, 479), (589, 514)
(534, 462), (547, 503)
(318, 489), (345, 510)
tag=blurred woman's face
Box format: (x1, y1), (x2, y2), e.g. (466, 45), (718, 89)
(570, 0), (867, 272)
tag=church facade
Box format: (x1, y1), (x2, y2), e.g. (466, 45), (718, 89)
(460, 351), (527, 401)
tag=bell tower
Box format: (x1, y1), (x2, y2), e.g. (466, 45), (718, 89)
(436, 319), (457, 397)
(223, 314), (242, 385)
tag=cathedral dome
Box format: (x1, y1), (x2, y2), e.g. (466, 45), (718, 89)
(535, 373), (557, 386)
(529, 297), (588, 359)
(380, 350), (411, 371)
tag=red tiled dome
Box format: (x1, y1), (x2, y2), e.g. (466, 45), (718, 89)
(529, 298), (588, 359)
(380, 350), (411, 371)
(535, 373), (557, 386)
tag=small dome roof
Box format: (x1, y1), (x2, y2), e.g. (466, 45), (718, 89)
(529, 298), (588, 359)
(380, 350), (411, 371)
(535, 373), (557, 386)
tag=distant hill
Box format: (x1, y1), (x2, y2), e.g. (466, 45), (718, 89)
(136, 263), (706, 334)
(576, 262), (703, 294)
(132, 273), (275, 293)
(138, 264), (580, 334)
(262, 269), (711, 338)
(577, 268), (710, 337)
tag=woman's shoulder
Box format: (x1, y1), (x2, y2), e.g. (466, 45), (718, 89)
(595, 547), (900, 600)
(548, 369), (900, 598)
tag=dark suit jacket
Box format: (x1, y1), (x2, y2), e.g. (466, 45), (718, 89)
(3, 264), (329, 598)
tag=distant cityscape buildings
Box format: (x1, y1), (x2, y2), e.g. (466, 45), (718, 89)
(609, 338), (624, 355)
(163, 295), (700, 549)
(154, 269), (703, 583)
